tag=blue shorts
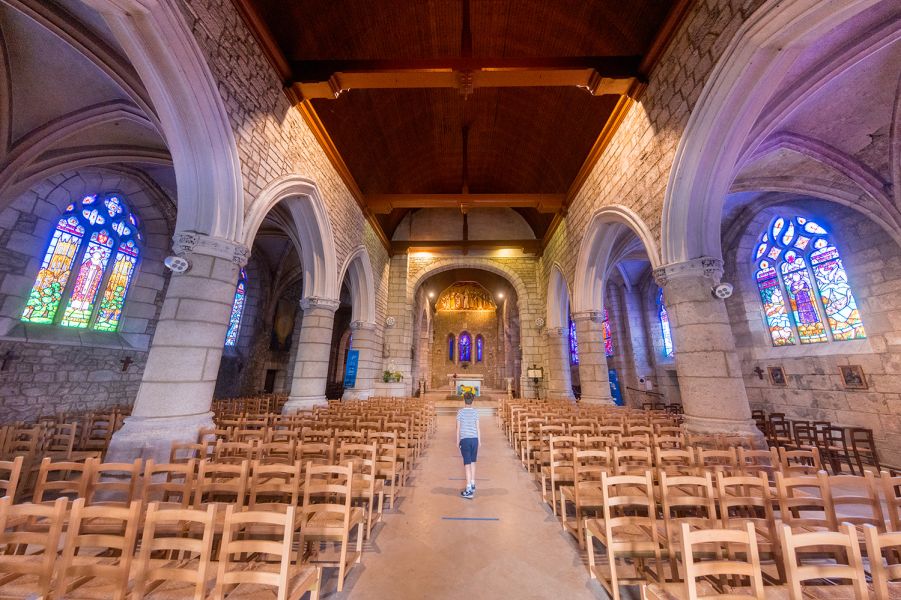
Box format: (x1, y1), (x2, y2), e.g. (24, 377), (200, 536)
(459, 437), (479, 465)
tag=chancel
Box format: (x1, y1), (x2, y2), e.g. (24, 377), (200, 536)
(0, 0), (898, 598)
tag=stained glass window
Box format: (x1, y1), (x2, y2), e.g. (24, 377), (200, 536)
(448, 334), (455, 362)
(753, 215), (865, 346)
(22, 194), (141, 331)
(224, 269), (247, 347)
(602, 307), (614, 357)
(657, 290), (674, 358)
(569, 317), (579, 365)
(459, 332), (472, 362)
(475, 334), (484, 362)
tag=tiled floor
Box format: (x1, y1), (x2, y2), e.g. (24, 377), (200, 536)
(316, 413), (610, 599)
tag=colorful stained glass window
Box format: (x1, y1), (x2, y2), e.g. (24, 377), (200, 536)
(448, 334), (455, 361)
(602, 307), (614, 357)
(753, 215), (865, 346)
(22, 194), (141, 330)
(476, 334), (484, 362)
(224, 269), (247, 347)
(459, 332), (472, 362)
(569, 317), (579, 365)
(657, 290), (674, 358)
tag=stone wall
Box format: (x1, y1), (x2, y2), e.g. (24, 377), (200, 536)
(724, 200), (901, 466)
(430, 309), (500, 389)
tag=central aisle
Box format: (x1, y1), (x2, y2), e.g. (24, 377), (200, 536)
(341, 412), (604, 599)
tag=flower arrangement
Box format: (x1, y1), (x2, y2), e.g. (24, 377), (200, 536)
(382, 370), (403, 383)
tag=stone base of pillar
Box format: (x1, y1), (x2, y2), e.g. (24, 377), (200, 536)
(105, 412), (215, 465)
(682, 414), (767, 448)
(342, 388), (374, 401)
(580, 393), (615, 405)
(283, 395), (328, 413)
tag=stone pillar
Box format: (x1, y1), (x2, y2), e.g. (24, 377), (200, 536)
(573, 311), (615, 404)
(653, 258), (760, 438)
(284, 297), (340, 412)
(545, 327), (575, 400)
(343, 320), (378, 401)
(106, 233), (247, 464)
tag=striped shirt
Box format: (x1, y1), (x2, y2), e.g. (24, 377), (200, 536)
(457, 407), (479, 440)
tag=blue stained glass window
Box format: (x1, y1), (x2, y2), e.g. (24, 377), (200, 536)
(657, 290), (674, 358)
(447, 333), (455, 361)
(753, 215), (865, 346)
(224, 269), (247, 347)
(459, 332), (472, 362)
(475, 334), (484, 362)
(569, 317), (579, 365)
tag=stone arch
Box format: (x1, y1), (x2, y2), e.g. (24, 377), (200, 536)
(661, 0), (883, 263)
(573, 205), (660, 314)
(338, 246), (376, 324)
(408, 257), (531, 313)
(546, 263), (571, 330)
(243, 176), (339, 302)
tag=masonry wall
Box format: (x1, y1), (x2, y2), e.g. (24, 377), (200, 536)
(430, 310), (500, 389)
(724, 200), (901, 467)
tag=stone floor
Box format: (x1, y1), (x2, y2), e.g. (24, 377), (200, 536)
(320, 414), (611, 599)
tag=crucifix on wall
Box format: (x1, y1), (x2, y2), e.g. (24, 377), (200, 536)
(120, 356), (133, 372)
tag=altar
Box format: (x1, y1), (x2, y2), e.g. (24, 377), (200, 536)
(447, 374), (483, 397)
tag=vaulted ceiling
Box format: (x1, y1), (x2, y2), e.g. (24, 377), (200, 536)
(236, 0), (692, 249)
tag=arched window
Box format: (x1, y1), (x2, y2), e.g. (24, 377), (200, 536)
(224, 269), (247, 347)
(459, 331), (472, 362)
(22, 193), (142, 331)
(657, 290), (674, 358)
(447, 333), (455, 362)
(602, 307), (614, 357)
(569, 317), (579, 365)
(754, 215), (865, 346)
(475, 334), (484, 362)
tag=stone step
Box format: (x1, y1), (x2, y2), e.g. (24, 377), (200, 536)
(436, 406), (497, 417)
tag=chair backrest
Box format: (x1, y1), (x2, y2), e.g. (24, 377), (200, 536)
(297, 439), (335, 466)
(0, 456), (23, 502)
(881, 470), (901, 531)
(142, 459), (196, 508)
(56, 498), (141, 600)
(132, 503), (217, 600)
(214, 505), (310, 600)
(33, 456), (95, 503)
(780, 523), (868, 599)
(863, 525), (901, 600)
(88, 458), (143, 506)
(339, 442), (378, 478)
(775, 471), (836, 531)
(613, 446), (652, 476)
(777, 446), (822, 476)
(826, 471), (884, 530)
(258, 439), (297, 465)
(302, 462), (354, 522)
(654, 447), (695, 476)
(695, 447), (738, 475)
(600, 471), (658, 536)
(659, 472), (717, 542)
(193, 459), (249, 508)
(679, 522), (765, 599)
(849, 427), (880, 470)
(248, 460), (302, 510)
(0, 496), (67, 598)
(213, 439), (258, 463)
(736, 447), (776, 478)
(716, 472), (776, 532)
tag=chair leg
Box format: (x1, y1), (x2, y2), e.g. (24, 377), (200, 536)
(585, 527), (597, 579)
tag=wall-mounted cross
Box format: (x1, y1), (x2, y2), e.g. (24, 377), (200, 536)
(752, 366), (765, 380)
(0, 350), (16, 371)
(120, 356), (134, 372)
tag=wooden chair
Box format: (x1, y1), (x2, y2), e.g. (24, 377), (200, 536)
(131, 503), (218, 599)
(613, 446), (653, 476)
(863, 525), (901, 600)
(775, 446), (822, 476)
(213, 439), (258, 464)
(585, 471), (664, 600)
(779, 523), (869, 599)
(0, 457), (23, 502)
(258, 439), (297, 465)
(371, 432), (401, 509)
(654, 447), (696, 476)
(193, 459), (249, 510)
(212, 505), (321, 600)
(339, 442), (384, 539)
(540, 435), (577, 515)
(881, 470), (901, 532)
(298, 462), (365, 592)
(87, 458), (143, 506)
(560, 448), (610, 548)
(658, 472), (717, 582)
(141, 459), (196, 509)
(248, 460), (302, 512)
(55, 498), (141, 600)
(849, 427), (880, 474)
(816, 426), (855, 474)
(774, 471), (837, 533)
(0, 496), (67, 599)
(32, 457), (94, 504)
(736, 447), (776, 478)
(694, 447), (738, 477)
(642, 522), (766, 599)
(826, 471), (885, 540)
(169, 441), (210, 464)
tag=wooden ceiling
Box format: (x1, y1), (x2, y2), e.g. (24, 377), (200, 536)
(235, 0), (692, 251)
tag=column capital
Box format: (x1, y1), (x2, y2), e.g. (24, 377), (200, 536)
(350, 320), (378, 331)
(172, 231), (249, 266)
(572, 310), (605, 324)
(300, 296), (341, 312)
(653, 256), (723, 287)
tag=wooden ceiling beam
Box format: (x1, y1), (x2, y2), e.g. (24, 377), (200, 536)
(290, 56), (643, 100)
(368, 193), (564, 214)
(391, 239), (542, 255)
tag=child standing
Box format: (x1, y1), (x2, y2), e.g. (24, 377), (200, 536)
(456, 391), (480, 499)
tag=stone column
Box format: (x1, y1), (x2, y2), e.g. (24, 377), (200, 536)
(573, 310), (615, 404)
(106, 233), (247, 464)
(653, 258), (760, 438)
(284, 297), (340, 412)
(545, 327), (575, 400)
(343, 320), (378, 401)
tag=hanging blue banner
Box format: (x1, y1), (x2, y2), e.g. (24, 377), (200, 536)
(343, 350), (359, 388)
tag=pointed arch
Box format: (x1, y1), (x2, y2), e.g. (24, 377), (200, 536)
(339, 245), (376, 324)
(546, 263), (571, 330)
